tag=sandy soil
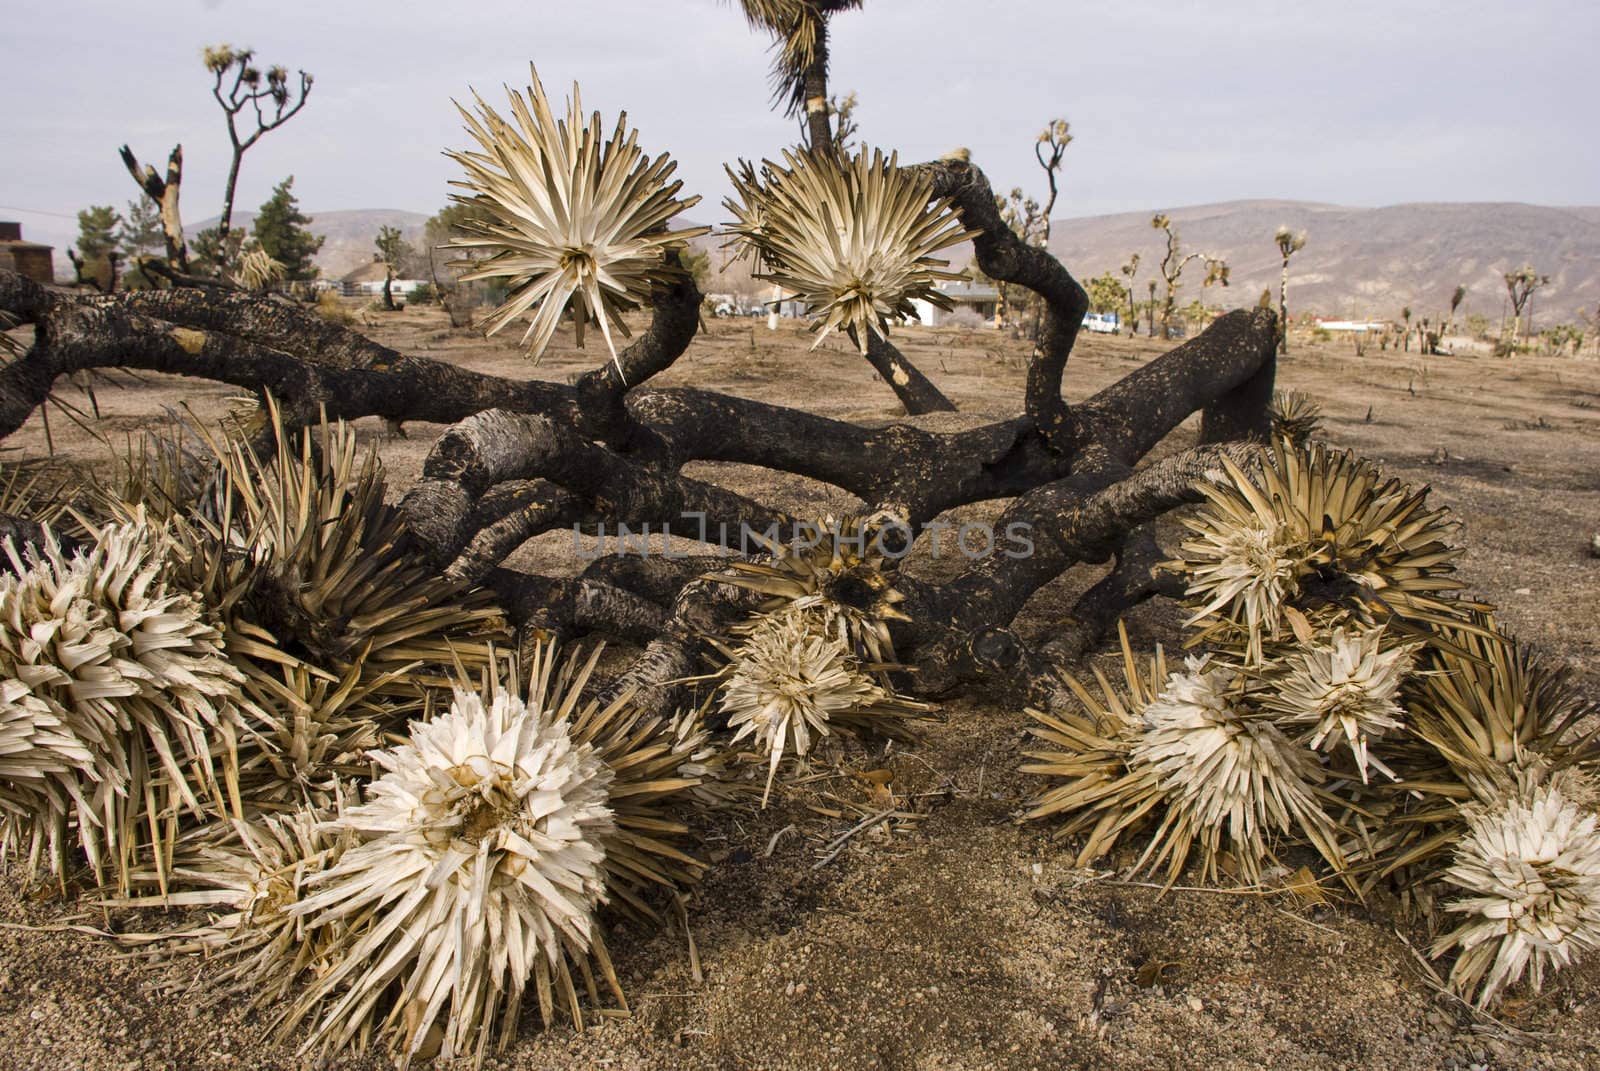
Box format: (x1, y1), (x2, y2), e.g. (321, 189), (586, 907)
(4, 304), (1600, 1070)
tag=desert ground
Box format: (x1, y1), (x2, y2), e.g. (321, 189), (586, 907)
(3, 303), (1600, 1070)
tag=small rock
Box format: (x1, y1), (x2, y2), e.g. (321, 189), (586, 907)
(1589, 533), (1600, 557)
(1514, 587), (1532, 595)
(1186, 996), (1204, 1012)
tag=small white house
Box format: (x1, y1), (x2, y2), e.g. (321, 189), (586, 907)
(911, 281), (999, 327)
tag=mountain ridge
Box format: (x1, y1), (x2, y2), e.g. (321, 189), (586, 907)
(176, 200), (1600, 323)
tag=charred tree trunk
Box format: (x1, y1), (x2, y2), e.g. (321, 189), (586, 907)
(120, 144), (190, 271)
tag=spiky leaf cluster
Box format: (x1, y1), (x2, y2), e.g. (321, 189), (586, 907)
(445, 65), (708, 371)
(117, 407), (508, 812)
(1260, 624), (1418, 784)
(1, 515), (245, 892)
(1027, 436), (1600, 1008)
(1024, 627), (1347, 888)
(1432, 778), (1600, 1008)
(117, 644), (717, 1068)
(1353, 617), (1600, 887)
(1173, 437), (1471, 663)
(709, 514), (909, 670)
(723, 147), (975, 353)
(1268, 389), (1322, 445)
(714, 608), (931, 803)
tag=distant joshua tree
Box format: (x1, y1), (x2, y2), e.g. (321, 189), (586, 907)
(375, 225), (413, 311)
(1085, 271), (1124, 315)
(1274, 226), (1306, 355)
(199, 45), (314, 278)
(1502, 265), (1549, 350)
(1152, 213), (1228, 340)
(1420, 285), (1466, 356)
(1033, 119), (1072, 248)
(1120, 253), (1140, 337)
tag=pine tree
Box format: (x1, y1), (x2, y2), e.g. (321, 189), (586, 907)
(117, 195), (165, 288)
(71, 205), (123, 290)
(253, 176), (324, 281)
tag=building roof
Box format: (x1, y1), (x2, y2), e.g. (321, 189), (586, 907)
(937, 282), (999, 302)
(340, 257), (392, 284)
(0, 239), (54, 251)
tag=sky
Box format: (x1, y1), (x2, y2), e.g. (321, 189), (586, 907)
(3, 0), (1598, 252)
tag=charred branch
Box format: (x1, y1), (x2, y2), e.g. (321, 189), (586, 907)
(917, 157), (1089, 449)
(861, 331), (957, 414)
(1041, 523), (1186, 665)
(119, 144), (189, 270)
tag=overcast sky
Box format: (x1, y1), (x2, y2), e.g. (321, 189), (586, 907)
(4, 0), (1597, 251)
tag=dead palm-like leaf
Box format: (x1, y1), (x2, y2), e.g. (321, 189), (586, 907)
(1171, 437), (1476, 663)
(445, 64), (708, 373)
(728, 0), (863, 117)
(707, 513), (909, 672)
(0, 513), (247, 894)
(1405, 616), (1600, 792)
(1022, 623), (1169, 865)
(273, 642), (717, 1068)
(723, 147), (975, 353)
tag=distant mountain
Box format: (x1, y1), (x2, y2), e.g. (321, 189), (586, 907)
(1031, 200), (1600, 324)
(183, 200), (1600, 324)
(191, 209), (430, 280)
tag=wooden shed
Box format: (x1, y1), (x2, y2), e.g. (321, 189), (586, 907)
(0, 222), (55, 284)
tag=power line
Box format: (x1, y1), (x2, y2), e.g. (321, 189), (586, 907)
(0, 204), (79, 220)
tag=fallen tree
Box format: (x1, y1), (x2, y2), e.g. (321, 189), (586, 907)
(0, 151), (1281, 723)
(0, 227), (1275, 714)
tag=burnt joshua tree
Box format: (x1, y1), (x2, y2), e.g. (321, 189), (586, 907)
(1273, 225), (1305, 354)
(1119, 253), (1140, 337)
(117, 45), (313, 285)
(0, 0), (1280, 718)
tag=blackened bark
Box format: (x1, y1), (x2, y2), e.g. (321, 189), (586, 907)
(0, 513), (76, 572)
(119, 144), (189, 270)
(487, 569), (670, 643)
(918, 157), (1089, 449)
(802, 21), (833, 156)
(1041, 523), (1186, 665)
(861, 331), (957, 414)
(905, 441), (1263, 694)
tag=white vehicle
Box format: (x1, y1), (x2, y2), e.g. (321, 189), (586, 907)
(1082, 311), (1120, 334)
